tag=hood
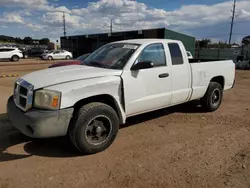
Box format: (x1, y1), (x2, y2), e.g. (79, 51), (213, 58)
(49, 60), (82, 68)
(21, 65), (123, 89)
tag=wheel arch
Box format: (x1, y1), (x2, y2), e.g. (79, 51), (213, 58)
(11, 55), (19, 61)
(73, 94), (124, 124)
(210, 76), (225, 89)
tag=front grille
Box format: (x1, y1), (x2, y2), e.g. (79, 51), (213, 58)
(13, 78), (34, 111)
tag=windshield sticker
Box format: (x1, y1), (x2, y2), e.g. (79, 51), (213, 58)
(122, 44), (138, 50)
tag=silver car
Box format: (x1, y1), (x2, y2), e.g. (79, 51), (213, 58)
(41, 50), (73, 60)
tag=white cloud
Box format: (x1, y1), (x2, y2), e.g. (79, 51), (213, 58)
(1, 25), (8, 28)
(0, 13), (25, 24)
(26, 23), (43, 31)
(0, 0), (50, 11)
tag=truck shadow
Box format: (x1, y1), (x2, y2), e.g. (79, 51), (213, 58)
(122, 100), (205, 128)
(0, 101), (206, 162)
(0, 113), (32, 162)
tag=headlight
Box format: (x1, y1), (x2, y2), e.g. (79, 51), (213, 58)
(34, 89), (61, 110)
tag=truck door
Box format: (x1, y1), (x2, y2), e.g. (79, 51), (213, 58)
(121, 43), (172, 116)
(167, 43), (192, 105)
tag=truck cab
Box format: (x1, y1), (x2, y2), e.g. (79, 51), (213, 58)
(7, 39), (235, 154)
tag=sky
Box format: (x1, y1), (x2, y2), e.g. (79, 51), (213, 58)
(0, 0), (249, 43)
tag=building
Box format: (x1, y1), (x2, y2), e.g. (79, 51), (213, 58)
(48, 42), (57, 50)
(61, 28), (195, 58)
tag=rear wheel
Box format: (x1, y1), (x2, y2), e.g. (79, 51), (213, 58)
(200, 82), (223, 112)
(68, 102), (119, 154)
(11, 55), (19, 62)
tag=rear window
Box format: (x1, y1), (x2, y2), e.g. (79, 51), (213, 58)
(168, 43), (184, 65)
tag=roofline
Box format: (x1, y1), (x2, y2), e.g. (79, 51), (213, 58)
(165, 28), (195, 39)
(60, 27), (194, 39)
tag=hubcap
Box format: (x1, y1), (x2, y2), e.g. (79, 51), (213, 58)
(211, 89), (221, 106)
(85, 115), (112, 145)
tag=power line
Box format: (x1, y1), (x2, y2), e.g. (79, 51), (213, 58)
(63, 12), (66, 37)
(229, 0), (236, 45)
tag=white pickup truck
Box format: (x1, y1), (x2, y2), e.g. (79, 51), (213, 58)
(7, 39), (235, 154)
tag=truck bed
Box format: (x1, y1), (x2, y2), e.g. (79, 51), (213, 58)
(188, 59), (235, 102)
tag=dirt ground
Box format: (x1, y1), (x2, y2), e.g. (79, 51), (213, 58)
(0, 59), (250, 188)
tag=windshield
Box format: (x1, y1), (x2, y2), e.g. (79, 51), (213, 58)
(84, 43), (139, 70)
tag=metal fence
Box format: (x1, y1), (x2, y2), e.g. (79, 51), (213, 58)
(195, 46), (250, 63)
(195, 48), (241, 63)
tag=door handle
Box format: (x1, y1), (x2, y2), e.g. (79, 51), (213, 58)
(158, 73), (169, 78)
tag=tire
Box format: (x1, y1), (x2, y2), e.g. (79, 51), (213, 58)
(48, 56), (53, 61)
(11, 55), (19, 62)
(200, 82), (223, 112)
(65, 55), (70, 60)
(68, 102), (119, 154)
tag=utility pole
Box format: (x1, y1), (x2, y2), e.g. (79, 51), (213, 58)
(110, 19), (113, 35)
(229, 0), (236, 45)
(63, 12), (66, 37)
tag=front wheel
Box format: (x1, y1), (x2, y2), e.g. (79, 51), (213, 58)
(48, 56), (53, 61)
(68, 102), (119, 154)
(200, 82), (223, 112)
(11, 55), (19, 62)
(65, 55), (70, 60)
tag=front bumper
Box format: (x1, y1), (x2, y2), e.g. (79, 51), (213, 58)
(7, 96), (74, 138)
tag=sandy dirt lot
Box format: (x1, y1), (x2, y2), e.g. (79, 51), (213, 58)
(0, 59), (250, 188)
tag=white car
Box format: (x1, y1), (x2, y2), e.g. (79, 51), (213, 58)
(41, 50), (72, 60)
(7, 39), (235, 154)
(0, 48), (23, 61)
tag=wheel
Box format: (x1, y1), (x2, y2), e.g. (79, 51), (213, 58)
(200, 82), (223, 112)
(48, 56), (53, 61)
(68, 102), (119, 154)
(11, 55), (19, 62)
(65, 55), (70, 60)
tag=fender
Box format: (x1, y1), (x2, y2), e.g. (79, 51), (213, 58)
(45, 75), (126, 124)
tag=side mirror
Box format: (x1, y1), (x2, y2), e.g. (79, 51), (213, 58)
(131, 61), (153, 70)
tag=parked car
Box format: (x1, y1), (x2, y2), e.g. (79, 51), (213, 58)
(0, 47), (23, 61)
(24, 48), (47, 58)
(187, 51), (193, 59)
(49, 53), (91, 68)
(7, 39), (235, 154)
(41, 50), (73, 60)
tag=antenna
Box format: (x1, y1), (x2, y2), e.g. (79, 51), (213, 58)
(63, 12), (66, 37)
(229, 0), (236, 45)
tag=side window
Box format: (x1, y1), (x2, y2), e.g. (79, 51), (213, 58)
(4, 49), (14, 52)
(168, 43), (184, 65)
(0, 49), (5, 52)
(137, 43), (166, 67)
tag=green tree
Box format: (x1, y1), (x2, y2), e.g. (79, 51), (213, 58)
(39, 38), (50, 45)
(23, 37), (33, 45)
(15, 37), (23, 44)
(196, 39), (211, 49)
